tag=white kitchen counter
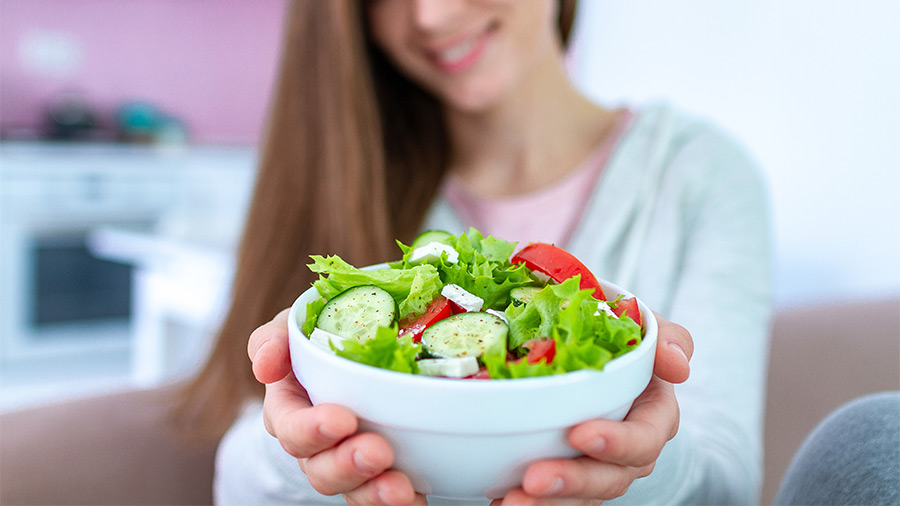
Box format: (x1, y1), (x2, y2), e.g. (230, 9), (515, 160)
(89, 225), (237, 386)
(0, 141), (256, 406)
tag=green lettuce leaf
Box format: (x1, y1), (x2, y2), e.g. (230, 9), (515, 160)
(333, 324), (420, 374)
(438, 228), (535, 310)
(487, 276), (642, 379)
(304, 228), (642, 380)
(301, 297), (328, 336)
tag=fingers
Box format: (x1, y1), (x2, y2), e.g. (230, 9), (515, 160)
(510, 378), (678, 501)
(249, 309), (420, 504)
(343, 470), (426, 506)
(567, 377), (678, 468)
(299, 432), (394, 496)
(263, 378), (358, 457)
(494, 485), (604, 505)
(261, 371), (419, 504)
(652, 313), (693, 384)
(248, 308), (293, 384)
(522, 457), (649, 502)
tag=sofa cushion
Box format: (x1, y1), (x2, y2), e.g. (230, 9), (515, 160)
(0, 385), (217, 506)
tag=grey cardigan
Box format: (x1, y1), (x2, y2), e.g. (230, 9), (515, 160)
(215, 103), (774, 505)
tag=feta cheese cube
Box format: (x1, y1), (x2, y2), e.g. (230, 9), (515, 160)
(417, 357), (480, 378)
(531, 270), (554, 284)
(409, 242), (459, 264)
(594, 303), (618, 318)
(486, 309), (507, 323)
(441, 284), (484, 312)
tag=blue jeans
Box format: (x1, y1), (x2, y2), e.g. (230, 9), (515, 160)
(775, 391), (900, 505)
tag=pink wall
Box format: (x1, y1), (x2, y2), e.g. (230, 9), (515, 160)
(0, 0), (287, 145)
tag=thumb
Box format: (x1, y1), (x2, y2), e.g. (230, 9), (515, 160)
(248, 308), (293, 384)
(652, 313), (693, 384)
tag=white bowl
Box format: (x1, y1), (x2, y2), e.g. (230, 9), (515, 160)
(287, 267), (657, 500)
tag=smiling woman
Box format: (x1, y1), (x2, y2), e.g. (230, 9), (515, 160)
(176, 0), (774, 505)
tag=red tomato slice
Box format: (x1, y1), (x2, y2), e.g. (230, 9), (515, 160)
(398, 296), (451, 343)
(611, 297), (642, 328)
(465, 368), (492, 380)
(510, 243), (606, 300)
(523, 337), (556, 365)
(447, 300), (467, 315)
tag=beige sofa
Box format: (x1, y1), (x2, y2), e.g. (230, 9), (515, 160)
(2, 298), (898, 505)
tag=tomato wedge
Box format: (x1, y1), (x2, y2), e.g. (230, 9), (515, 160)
(510, 243), (606, 300)
(465, 368), (492, 380)
(398, 296), (451, 343)
(447, 300), (467, 315)
(610, 297), (642, 328)
(523, 337), (556, 365)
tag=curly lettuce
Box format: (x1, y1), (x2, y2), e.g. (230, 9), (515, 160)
(484, 277), (642, 379)
(392, 227), (536, 311)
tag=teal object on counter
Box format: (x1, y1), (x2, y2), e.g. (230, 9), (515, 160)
(115, 101), (188, 143)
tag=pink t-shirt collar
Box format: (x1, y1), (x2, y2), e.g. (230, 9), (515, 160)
(442, 108), (635, 248)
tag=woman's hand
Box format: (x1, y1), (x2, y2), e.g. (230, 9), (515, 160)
(491, 314), (694, 506)
(248, 309), (426, 506)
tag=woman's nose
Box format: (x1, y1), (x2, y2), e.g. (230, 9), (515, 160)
(413, 0), (464, 32)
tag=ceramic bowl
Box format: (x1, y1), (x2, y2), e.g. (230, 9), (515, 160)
(287, 268), (657, 500)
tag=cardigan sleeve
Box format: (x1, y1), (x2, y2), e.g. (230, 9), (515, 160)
(614, 120), (775, 505)
(670, 128), (774, 504)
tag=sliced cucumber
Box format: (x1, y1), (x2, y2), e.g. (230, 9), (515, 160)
(316, 285), (396, 343)
(510, 286), (542, 306)
(410, 229), (454, 249)
(421, 312), (508, 359)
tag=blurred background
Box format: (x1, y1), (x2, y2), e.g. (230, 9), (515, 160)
(1, 0), (898, 412)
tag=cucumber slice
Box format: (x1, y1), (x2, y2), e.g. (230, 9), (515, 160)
(510, 286), (542, 306)
(421, 312), (508, 359)
(410, 229), (454, 249)
(316, 285), (396, 343)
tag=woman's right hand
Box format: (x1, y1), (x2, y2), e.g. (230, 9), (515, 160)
(248, 309), (426, 506)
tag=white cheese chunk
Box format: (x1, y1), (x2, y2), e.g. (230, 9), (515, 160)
(532, 270), (554, 284)
(594, 303), (618, 318)
(309, 327), (345, 352)
(441, 284), (484, 312)
(486, 308), (508, 323)
(409, 242), (459, 264)
(417, 357), (480, 378)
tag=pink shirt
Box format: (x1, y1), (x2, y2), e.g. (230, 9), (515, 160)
(441, 109), (635, 248)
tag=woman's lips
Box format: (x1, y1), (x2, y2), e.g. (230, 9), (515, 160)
(428, 23), (497, 73)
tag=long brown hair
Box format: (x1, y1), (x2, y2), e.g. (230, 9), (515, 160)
(176, 0), (579, 441)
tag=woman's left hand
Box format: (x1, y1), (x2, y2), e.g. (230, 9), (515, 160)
(491, 314), (694, 505)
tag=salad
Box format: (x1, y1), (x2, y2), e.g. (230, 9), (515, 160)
(301, 228), (644, 379)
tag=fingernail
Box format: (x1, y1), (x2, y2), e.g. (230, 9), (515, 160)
(543, 477), (565, 496)
(353, 450), (378, 473)
(587, 435), (607, 455)
(668, 342), (688, 363)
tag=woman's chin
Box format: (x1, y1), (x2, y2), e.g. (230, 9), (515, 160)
(440, 79), (510, 115)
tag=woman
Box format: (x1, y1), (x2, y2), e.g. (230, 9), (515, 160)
(179, 0), (773, 504)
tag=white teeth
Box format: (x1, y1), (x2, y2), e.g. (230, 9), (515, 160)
(437, 36), (478, 64)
